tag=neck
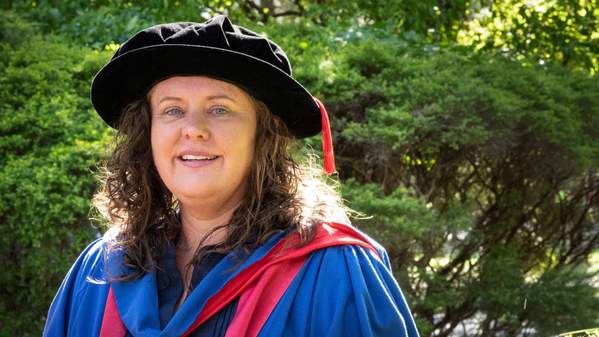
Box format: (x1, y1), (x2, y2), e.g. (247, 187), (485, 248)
(177, 199), (240, 251)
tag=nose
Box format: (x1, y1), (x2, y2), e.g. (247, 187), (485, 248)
(182, 112), (210, 140)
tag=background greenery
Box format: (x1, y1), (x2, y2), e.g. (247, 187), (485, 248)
(1, 1), (597, 336)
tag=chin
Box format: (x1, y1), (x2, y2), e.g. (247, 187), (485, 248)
(173, 184), (218, 199)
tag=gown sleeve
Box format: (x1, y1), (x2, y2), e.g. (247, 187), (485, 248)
(43, 238), (109, 337)
(259, 243), (420, 337)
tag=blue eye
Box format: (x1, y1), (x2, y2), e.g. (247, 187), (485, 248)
(165, 107), (183, 116)
(211, 106), (229, 116)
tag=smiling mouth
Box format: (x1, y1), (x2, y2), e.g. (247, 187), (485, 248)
(179, 155), (220, 161)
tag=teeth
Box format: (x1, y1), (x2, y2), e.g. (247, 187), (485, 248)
(181, 155), (217, 161)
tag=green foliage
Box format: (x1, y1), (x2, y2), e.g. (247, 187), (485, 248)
(329, 38), (599, 167)
(7, 0), (597, 73)
(342, 180), (436, 239)
(0, 10), (35, 46)
(5, 0), (267, 48)
(326, 31), (599, 336)
(526, 268), (599, 336)
(0, 13), (112, 336)
(475, 247), (526, 320)
(1, 3), (598, 337)
(462, 0), (599, 74)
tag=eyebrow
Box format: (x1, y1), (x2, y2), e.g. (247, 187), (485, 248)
(157, 94), (237, 105)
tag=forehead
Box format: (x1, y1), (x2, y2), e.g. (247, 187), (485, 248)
(147, 76), (252, 102)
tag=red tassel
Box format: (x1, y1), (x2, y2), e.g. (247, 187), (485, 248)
(313, 97), (336, 175)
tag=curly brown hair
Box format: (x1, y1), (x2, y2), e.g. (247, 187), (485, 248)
(93, 84), (350, 281)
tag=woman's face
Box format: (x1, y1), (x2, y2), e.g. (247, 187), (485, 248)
(149, 76), (257, 212)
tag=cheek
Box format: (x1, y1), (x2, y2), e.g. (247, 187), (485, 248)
(241, 124), (257, 164)
(150, 127), (160, 161)
(150, 124), (174, 169)
(225, 123), (256, 170)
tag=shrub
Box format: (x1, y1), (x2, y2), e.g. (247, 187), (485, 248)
(0, 13), (112, 336)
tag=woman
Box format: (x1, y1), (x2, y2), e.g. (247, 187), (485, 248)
(43, 15), (419, 337)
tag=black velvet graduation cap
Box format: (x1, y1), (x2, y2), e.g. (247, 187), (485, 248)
(90, 15), (335, 173)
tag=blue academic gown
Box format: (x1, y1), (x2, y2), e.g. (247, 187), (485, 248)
(43, 226), (420, 337)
